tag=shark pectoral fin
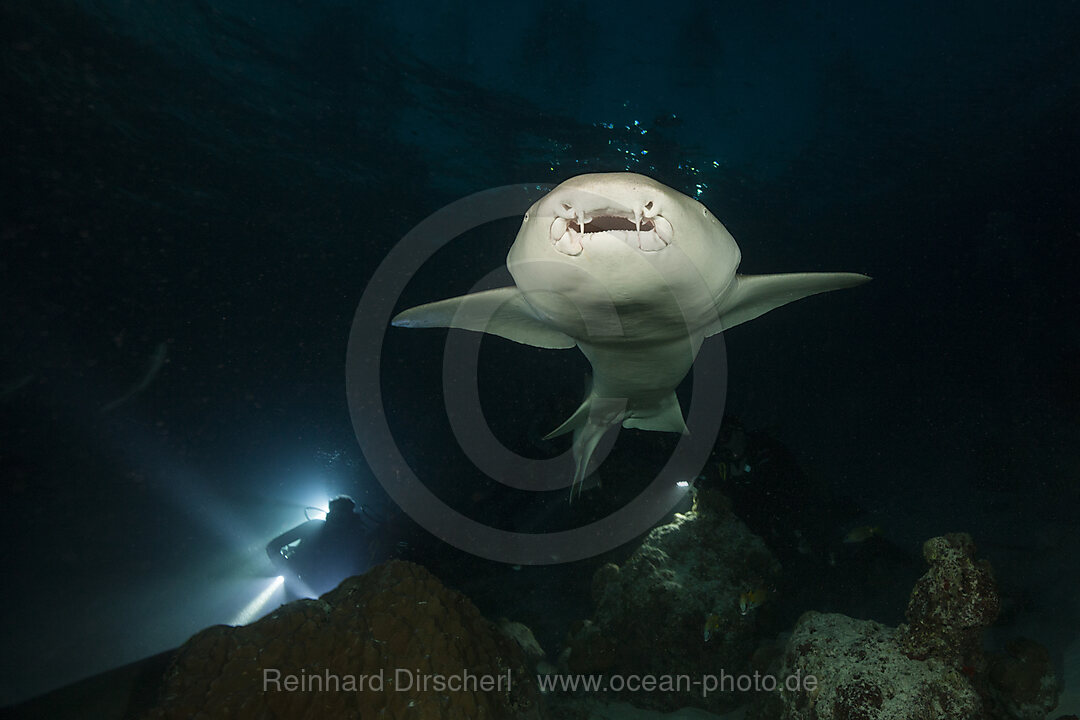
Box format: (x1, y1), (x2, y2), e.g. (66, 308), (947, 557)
(706, 272), (871, 336)
(623, 393), (689, 434)
(392, 287), (576, 349)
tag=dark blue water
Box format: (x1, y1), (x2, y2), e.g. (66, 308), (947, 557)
(2, 0), (1078, 710)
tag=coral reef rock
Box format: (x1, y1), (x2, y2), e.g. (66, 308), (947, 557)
(749, 533), (1061, 720)
(760, 612), (984, 720)
(563, 488), (781, 714)
(498, 617), (547, 665)
(897, 532), (1000, 665)
(144, 560), (542, 720)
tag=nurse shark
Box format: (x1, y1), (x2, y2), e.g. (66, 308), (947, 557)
(393, 173), (870, 498)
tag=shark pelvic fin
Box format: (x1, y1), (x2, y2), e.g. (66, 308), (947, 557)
(622, 392), (689, 434)
(543, 403), (589, 440)
(392, 287), (576, 349)
(706, 272), (871, 336)
(543, 374), (596, 440)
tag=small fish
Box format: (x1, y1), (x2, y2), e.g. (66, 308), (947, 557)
(703, 613), (721, 642)
(738, 588), (768, 616)
(844, 525), (882, 544)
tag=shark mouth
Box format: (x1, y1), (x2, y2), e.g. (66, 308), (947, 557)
(550, 208), (674, 257)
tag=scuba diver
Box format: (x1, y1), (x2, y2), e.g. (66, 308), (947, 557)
(266, 496), (386, 597)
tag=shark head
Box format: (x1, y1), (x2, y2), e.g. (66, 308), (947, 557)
(507, 173), (741, 342)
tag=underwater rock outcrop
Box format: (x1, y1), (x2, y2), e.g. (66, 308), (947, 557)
(749, 533), (1060, 720)
(897, 532), (1000, 665)
(144, 560), (541, 720)
(561, 488), (781, 713)
(756, 611), (984, 720)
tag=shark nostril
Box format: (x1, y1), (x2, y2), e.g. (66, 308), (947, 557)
(555, 202), (577, 220)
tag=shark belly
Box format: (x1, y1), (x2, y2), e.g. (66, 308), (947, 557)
(577, 335), (700, 427)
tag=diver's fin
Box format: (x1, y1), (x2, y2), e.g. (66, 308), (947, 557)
(706, 272), (871, 336)
(392, 287), (577, 349)
(622, 392), (689, 434)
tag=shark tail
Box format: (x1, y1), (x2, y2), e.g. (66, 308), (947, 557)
(544, 385), (628, 501)
(567, 416), (612, 503)
(545, 390), (687, 501)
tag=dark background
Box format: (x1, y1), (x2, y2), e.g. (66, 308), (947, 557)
(2, 0), (1078, 708)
